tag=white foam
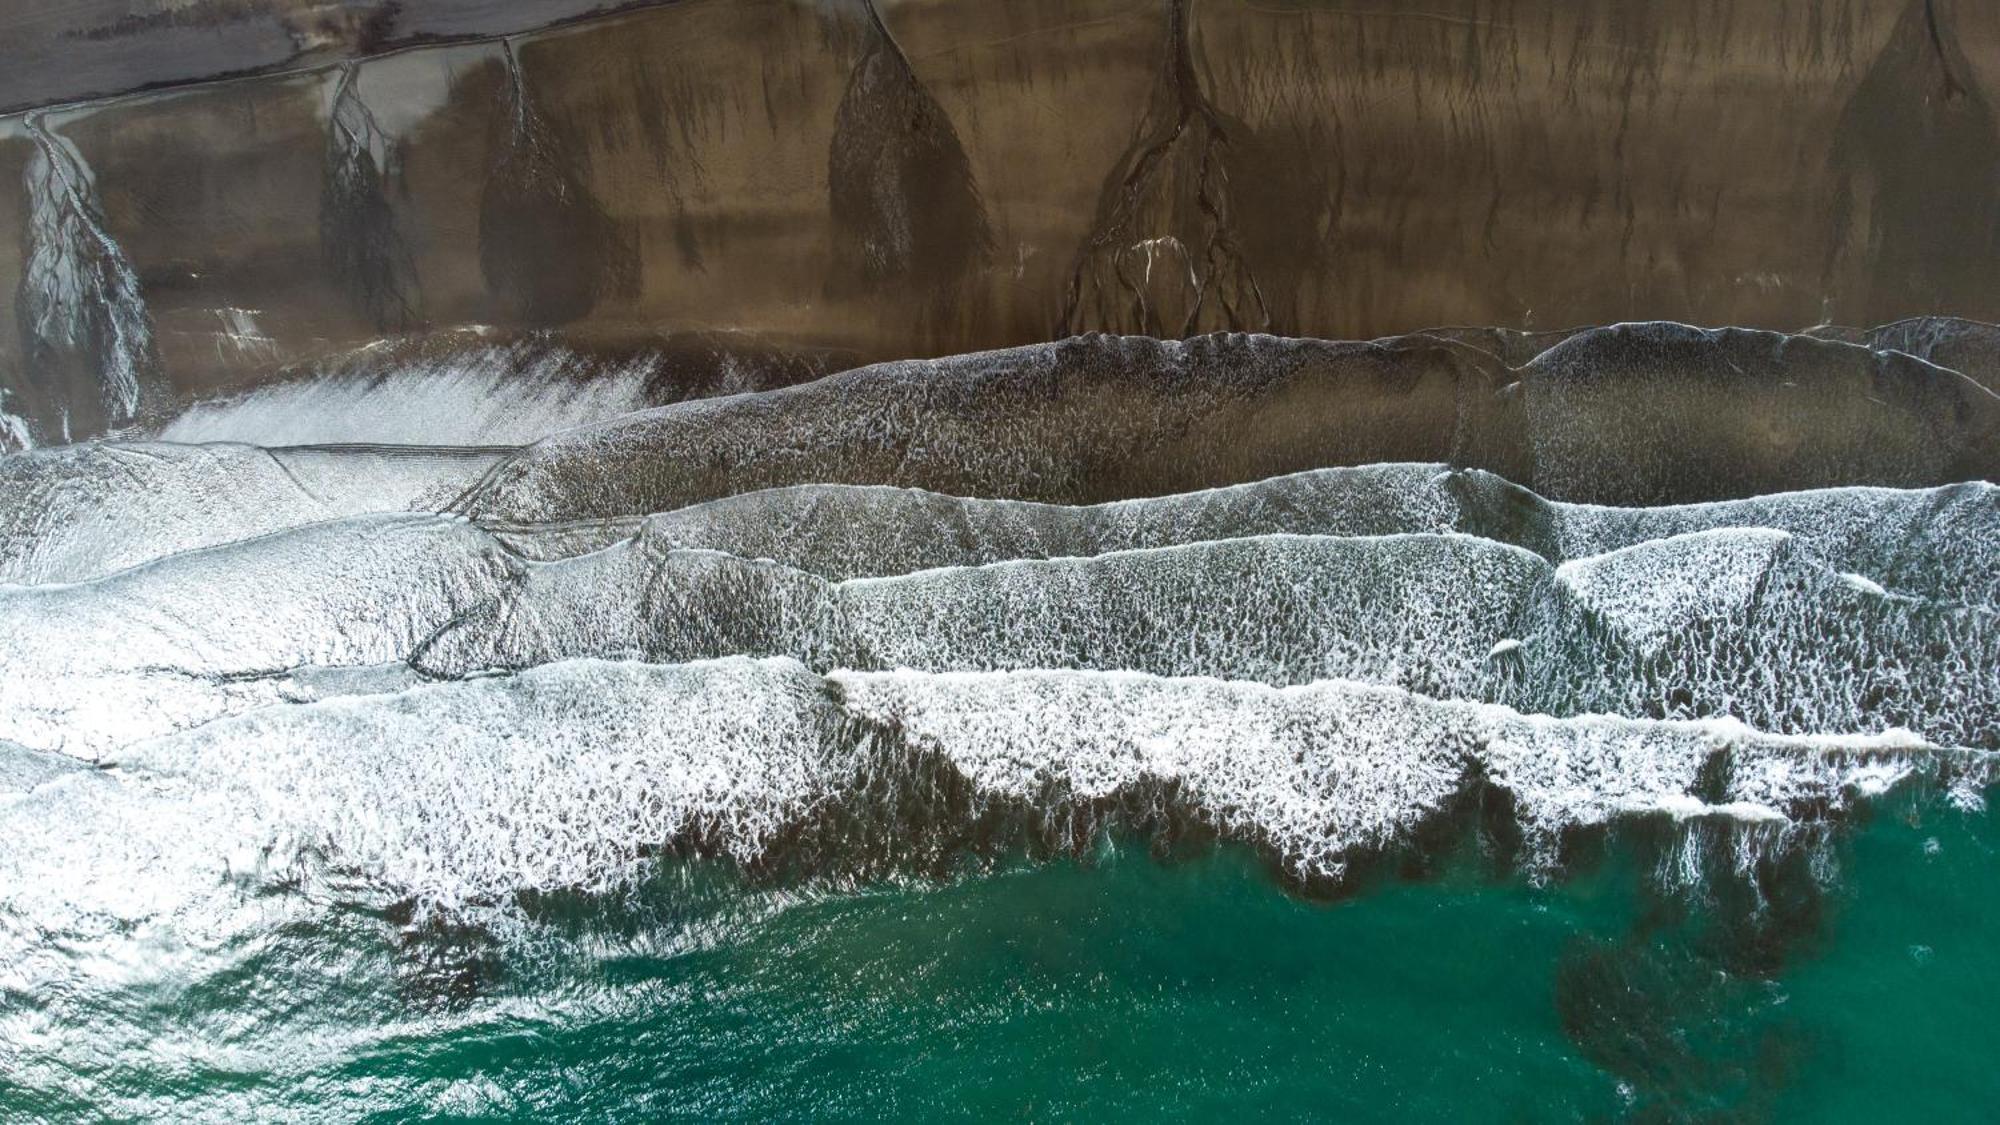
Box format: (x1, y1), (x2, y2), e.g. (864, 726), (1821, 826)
(491, 468), (1999, 608)
(0, 396), (31, 453)
(103, 659), (1984, 909)
(0, 514), (520, 757)
(1545, 478), (1999, 607)
(1552, 528), (1789, 653)
(155, 335), (663, 447)
(418, 532), (1550, 703)
(500, 463), (1460, 576)
(843, 533), (1544, 695)
(1840, 572), (1889, 596)
(0, 441), (507, 585)
(420, 522), (1995, 749)
(0, 744), (323, 1017)
(7, 505), (1990, 767)
(1516, 529), (1999, 749)
(123, 658), (849, 908)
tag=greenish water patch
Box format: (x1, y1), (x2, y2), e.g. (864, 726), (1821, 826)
(7, 795), (2000, 1121)
(1775, 797), (2000, 1120)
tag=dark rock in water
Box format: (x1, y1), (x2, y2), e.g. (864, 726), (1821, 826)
(1517, 323), (2000, 505)
(384, 901), (508, 1014)
(1555, 816), (1834, 1116)
(452, 332), (1521, 523)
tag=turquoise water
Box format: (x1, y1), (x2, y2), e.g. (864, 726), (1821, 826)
(14, 789), (1994, 1121)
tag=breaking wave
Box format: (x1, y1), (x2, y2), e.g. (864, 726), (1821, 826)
(0, 442), (507, 585)
(151, 330), (841, 447)
(492, 464), (1999, 605)
(0, 323), (1994, 975)
(8, 658), (1977, 926)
